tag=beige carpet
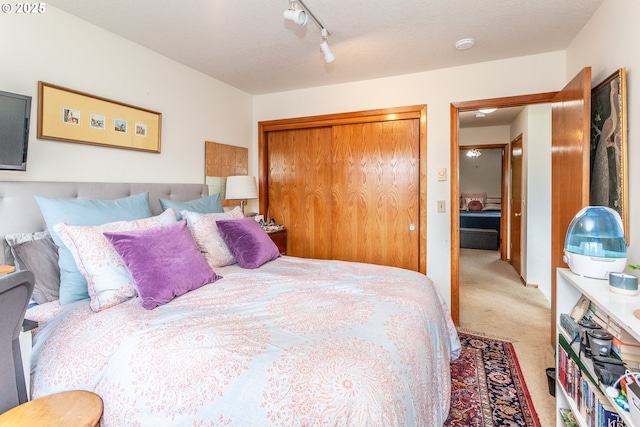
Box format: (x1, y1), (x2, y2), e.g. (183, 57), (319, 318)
(458, 248), (556, 427)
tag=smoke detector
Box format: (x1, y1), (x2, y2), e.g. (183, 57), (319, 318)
(455, 38), (475, 51)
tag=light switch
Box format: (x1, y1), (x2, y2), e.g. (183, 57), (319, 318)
(437, 168), (447, 181)
(437, 200), (446, 213)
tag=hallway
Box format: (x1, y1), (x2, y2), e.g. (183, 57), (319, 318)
(458, 248), (556, 426)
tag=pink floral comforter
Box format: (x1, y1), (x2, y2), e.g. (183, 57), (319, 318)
(29, 256), (460, 427)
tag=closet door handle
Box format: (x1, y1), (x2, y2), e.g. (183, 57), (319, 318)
(514, 212), (522, 217)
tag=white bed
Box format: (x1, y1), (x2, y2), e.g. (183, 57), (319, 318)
(1, 181), (460, 427)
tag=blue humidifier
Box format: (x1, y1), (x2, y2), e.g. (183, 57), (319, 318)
(563, 206), (627, 280)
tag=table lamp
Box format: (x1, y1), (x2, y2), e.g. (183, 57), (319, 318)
(225, 175), (258, 215)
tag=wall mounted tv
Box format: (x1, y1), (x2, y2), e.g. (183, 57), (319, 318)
(0, 89), (32, 171)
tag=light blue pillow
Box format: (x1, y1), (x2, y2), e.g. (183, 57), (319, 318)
(35, 192), (153, 305)
(159, 193), (223, 220)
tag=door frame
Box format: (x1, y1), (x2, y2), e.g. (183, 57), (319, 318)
(458, 143), (508, 259)
(258, 105), (428, 273)
(450, 92), (557, 325)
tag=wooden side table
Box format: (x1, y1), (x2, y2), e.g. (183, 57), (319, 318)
(0, 391), (103, 427)
(267, 229), (287, 255)
(0, 265), (16, 275)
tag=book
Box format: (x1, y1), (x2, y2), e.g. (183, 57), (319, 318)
(612, 337), (640, 355)
(599, 402), (626, 427)
(588, 304), (640, 345)
(560, 407), (579, 427)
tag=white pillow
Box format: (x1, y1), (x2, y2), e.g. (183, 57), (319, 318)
(483, 203), (502, 211)
(182, 207), (244, 268)
(54, 209), (177, 312)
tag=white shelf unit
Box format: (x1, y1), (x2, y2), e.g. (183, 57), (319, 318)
(556, 268), (640, 427)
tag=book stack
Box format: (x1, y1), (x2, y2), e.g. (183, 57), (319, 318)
(588, 302), (640, 369)
(558, 334), (627, 426)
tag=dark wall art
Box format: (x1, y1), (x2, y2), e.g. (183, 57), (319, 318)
(590, 68), (628, 242)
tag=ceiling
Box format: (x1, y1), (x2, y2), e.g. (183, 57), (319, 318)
(46, 0), (603, 96)
(459, 106), (526, 128)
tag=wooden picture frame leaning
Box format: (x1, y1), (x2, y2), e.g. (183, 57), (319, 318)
(590, 68), (628, 243)
(37, 81), (161, 153)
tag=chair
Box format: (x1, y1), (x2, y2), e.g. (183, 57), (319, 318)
(0, 271), (35, 415)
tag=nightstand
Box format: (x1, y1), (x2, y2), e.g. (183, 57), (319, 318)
(267, 229), (287, 255)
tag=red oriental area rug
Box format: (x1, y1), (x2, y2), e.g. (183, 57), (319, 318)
(445, 332), (542, 427)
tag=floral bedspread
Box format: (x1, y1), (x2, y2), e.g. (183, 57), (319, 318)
(29, 256), (460, 427)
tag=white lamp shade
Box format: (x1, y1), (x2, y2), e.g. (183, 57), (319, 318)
(225, 175), (258, 200)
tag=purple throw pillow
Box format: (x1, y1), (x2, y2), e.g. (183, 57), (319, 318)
(216, 218), (281, 269)
(104, 219), (222, 309)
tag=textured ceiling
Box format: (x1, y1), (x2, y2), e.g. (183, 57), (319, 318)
(47, 0), (603, 95)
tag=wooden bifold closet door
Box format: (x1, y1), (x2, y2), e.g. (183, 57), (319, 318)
(266, 117), (420, 271)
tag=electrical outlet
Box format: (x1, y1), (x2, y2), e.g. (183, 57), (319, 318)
(437, 200), (446, 213)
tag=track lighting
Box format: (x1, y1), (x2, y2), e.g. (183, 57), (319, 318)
(284, 0), (335, 63)
(284, 1), (307, 26)
(320, 28), (335, 63)
(319, 40), (335, 63)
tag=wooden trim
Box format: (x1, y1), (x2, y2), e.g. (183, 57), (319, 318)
(459, 143), (506, 150)
(451, 92), (558, 111)
(259, 105), (427, 273)
(419, 105), (427, 274)
(500, 144), (509, 261)
(450, 91), (558, 326)
(450, 104), (460, 324)
(259, 105), (424, 131)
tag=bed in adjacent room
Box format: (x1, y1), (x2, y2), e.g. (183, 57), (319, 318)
(0, 181), (460, 427)
(459, 192), (502, 250)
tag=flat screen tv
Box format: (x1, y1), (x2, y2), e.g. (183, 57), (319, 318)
(0, 89), (32, 171)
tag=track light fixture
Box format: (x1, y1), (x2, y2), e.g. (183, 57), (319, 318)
(284, 0), (307, 26)
(284, 0), (335, 63)
(319, 28), (335, 63)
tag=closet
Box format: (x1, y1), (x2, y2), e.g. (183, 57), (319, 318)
(258, 105), (426, 272)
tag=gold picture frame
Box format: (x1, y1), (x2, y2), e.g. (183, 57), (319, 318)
(37, 81), (161, 153)
(589, 68), (628, 243)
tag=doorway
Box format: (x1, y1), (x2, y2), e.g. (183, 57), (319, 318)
(510, 134), (523, 276)
(458, 144), (508, 257)
(449, 92), (557, 324)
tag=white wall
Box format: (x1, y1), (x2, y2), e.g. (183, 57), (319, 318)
(254, 53), (567, 304)
(6, 0), (634, 308)
(0, 7), (253, 184)
(458, 148), (503, 196)
(509, 109), (528, 282)
(460, 126), (510, 147)
(567, 0), (640, 270)
(522, 105), (552, 299)
(459, 126), (509, 198)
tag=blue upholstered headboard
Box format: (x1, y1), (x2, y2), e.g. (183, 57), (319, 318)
(0, 181), (208, 265)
